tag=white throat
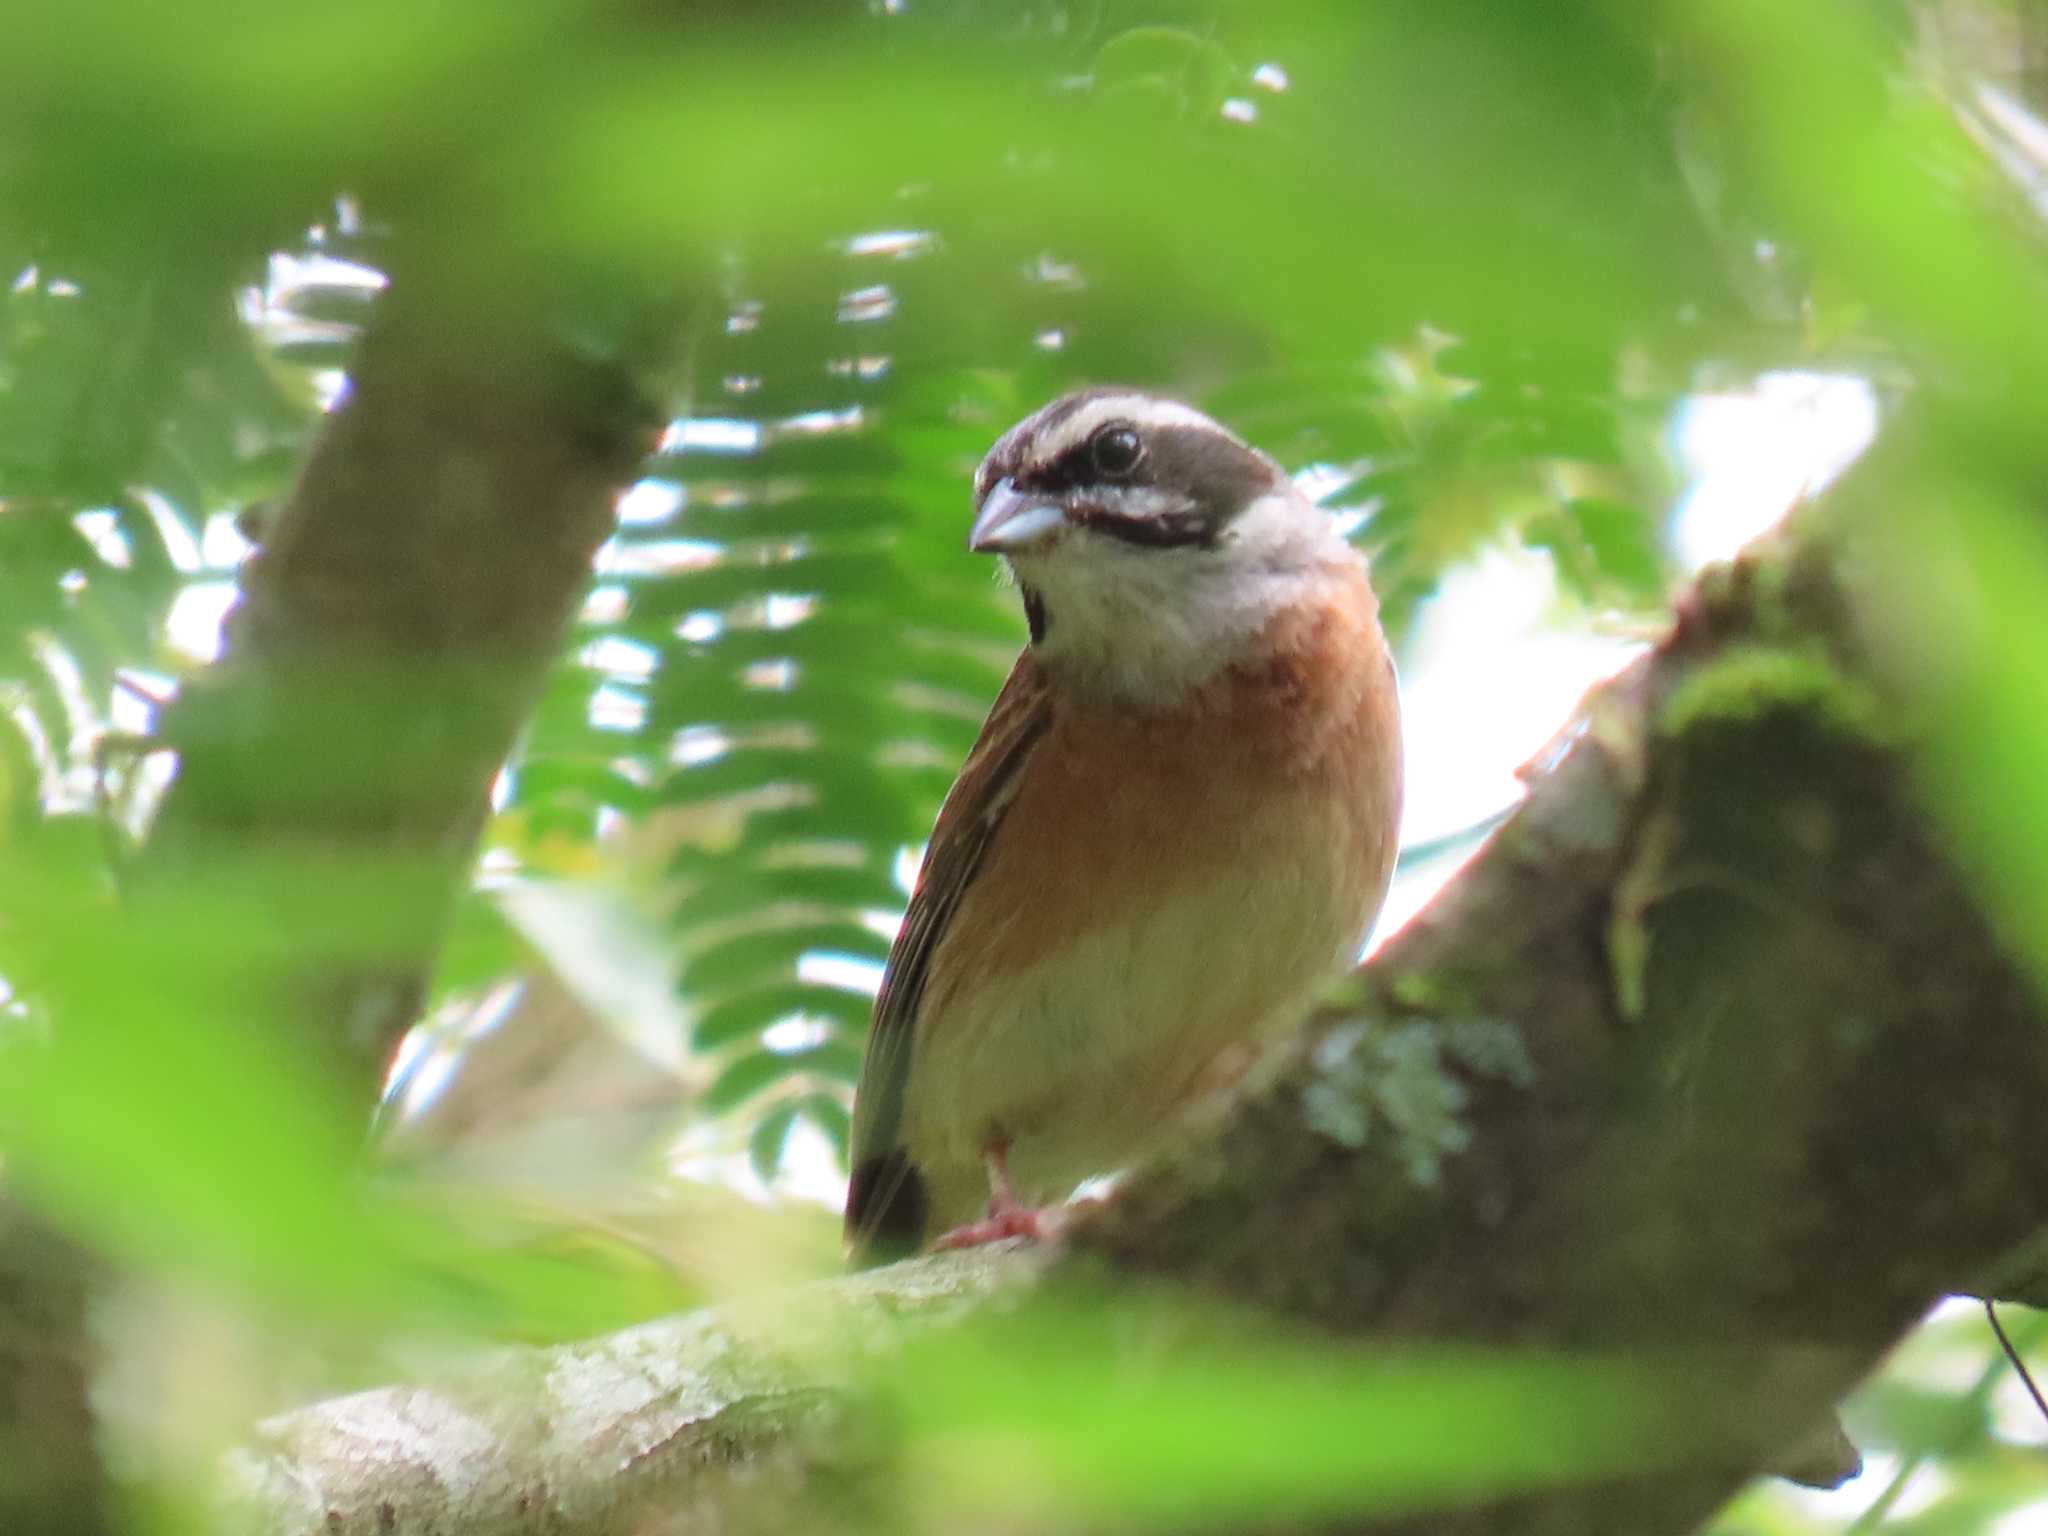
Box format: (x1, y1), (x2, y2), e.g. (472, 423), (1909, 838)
(1006, 490), (1355, 709)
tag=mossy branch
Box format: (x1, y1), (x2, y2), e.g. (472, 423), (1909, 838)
(222, 456), (2048, 1535)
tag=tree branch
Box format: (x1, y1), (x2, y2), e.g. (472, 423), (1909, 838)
(220, 456), (2048, 1535)
(135, 261), (655, 1097)
(1087, 508), (2048, 1531)
(221, 1248), (1027, 1536)
(0, 1201), (111, 1536)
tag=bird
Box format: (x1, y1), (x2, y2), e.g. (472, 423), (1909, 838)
(844, 387), (1403, 1263)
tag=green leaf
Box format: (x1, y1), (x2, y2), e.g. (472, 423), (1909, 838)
(892, 1287), (1823, 1531)
(691, 983), (871, 1053)
(704, 1039), (863, 1114)
(748, 1100), (800, 1184)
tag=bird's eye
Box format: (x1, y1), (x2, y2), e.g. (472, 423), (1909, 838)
(1089, 426), (1143, 477)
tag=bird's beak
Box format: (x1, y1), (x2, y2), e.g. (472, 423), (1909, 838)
(969, 479), (1067, 554)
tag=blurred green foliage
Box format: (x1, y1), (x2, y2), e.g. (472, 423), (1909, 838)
(893, 1288), (1807, 1532)
(0, 0), (2045, 1530)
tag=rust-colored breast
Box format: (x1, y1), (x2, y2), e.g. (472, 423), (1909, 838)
(888, 560), (1403, 1231)
(932, 565), (1400, 991)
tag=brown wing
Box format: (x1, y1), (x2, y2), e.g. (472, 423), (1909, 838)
(844, 652), (1053, 1261)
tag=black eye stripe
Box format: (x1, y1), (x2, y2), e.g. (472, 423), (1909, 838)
(1069, 504), (1217, 549)
(1012, 447), (1093, 495)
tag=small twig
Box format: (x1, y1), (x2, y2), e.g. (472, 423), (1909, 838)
(1985, 1298), (2048, 1427)
(1846, 1325), (2016, 1534)
(92, 728), (174, 882)
(114, 670), (176, 710)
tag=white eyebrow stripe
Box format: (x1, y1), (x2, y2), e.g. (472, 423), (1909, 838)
(1032, 395), (1234, 464)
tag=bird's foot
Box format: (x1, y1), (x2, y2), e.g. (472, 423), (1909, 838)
(929, 1197), (1062, 1251)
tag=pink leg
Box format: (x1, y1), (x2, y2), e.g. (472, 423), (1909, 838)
(930, 1143), (1062, 1250)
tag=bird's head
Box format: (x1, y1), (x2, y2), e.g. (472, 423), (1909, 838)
(969, 388), (1355, 706)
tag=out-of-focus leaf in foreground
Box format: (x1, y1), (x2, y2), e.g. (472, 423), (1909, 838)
(0, 856), (741, 1343)
(888, 1286), (1835, 1533)
(1870, 455), (2048, 1001)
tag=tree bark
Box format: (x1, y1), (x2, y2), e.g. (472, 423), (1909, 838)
(0, 1201), (111, 1536)
(222, 1248), (1027, 1536)
(1087, 501), (2048, 1532)
(134, 259), (655, 1100)
(218, 460), (2048, 1535)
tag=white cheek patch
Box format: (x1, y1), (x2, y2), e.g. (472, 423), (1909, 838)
(1081, 483), (1180, 520)
(1221, 490), (1345, 572)
(1007, 491), (1352, 707)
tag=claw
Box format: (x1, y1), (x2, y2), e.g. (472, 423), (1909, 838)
(928, 1141), (1065, 1251)
(930, 1202), (1054, 1250)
